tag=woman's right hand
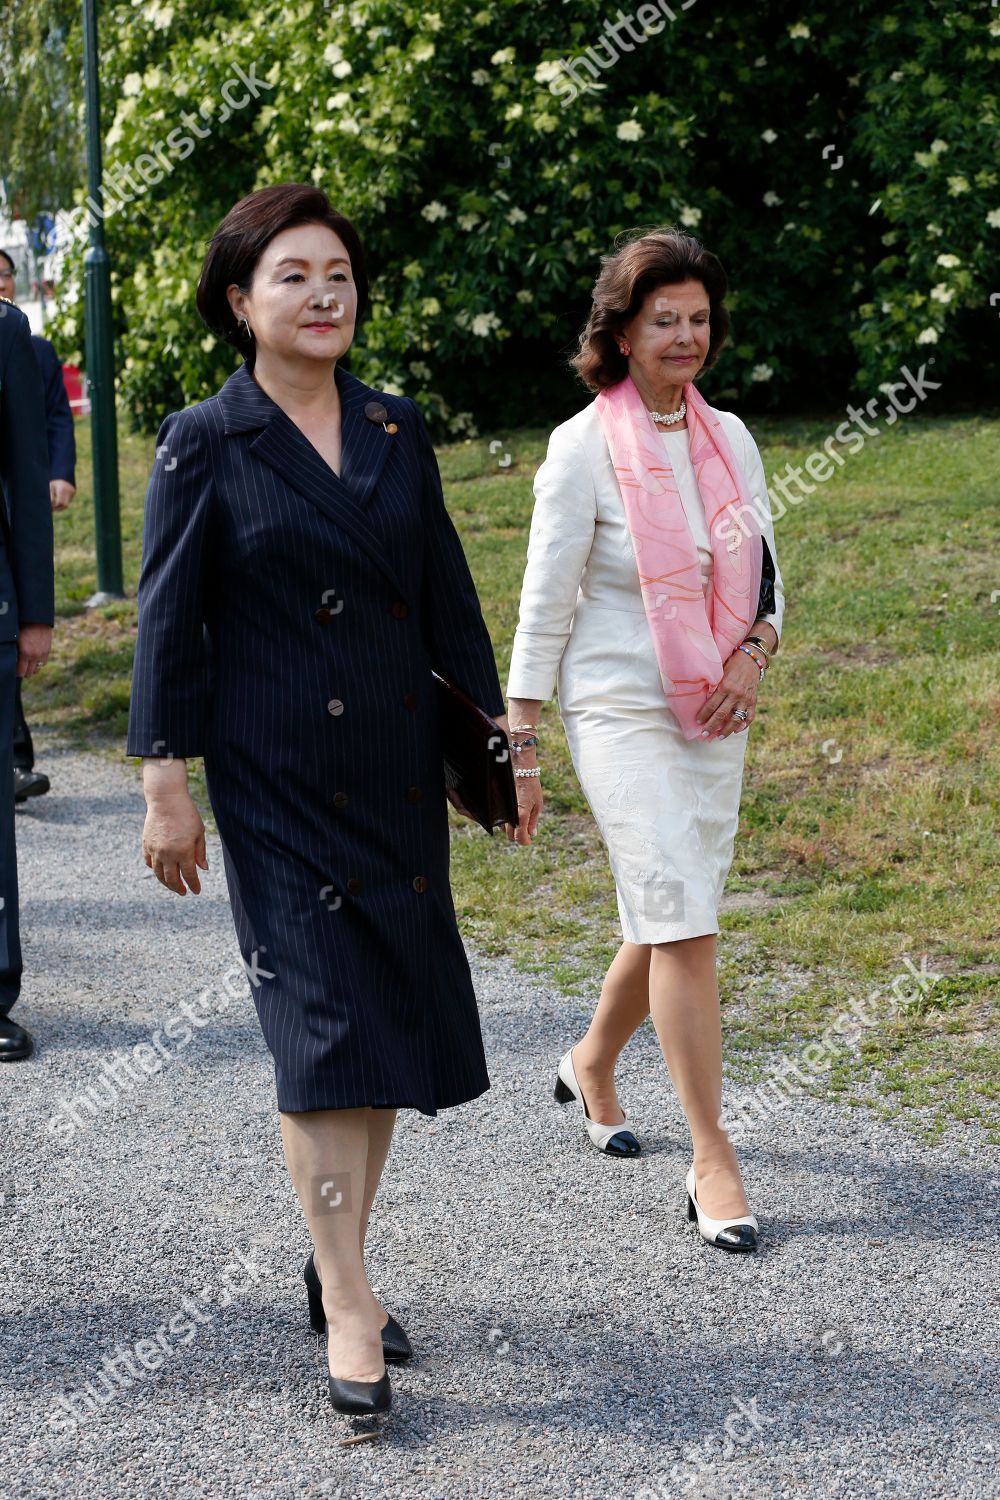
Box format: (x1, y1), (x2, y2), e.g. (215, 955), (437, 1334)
(143, 793), (208, 893)
(508, 773), (543, 846)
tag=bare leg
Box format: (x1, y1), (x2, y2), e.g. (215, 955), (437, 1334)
(648, 933), (750, 1219)
(280, 1107), (385, 1382)
(358, 1108), (397, 1329)
(571, 940), (652, 1124)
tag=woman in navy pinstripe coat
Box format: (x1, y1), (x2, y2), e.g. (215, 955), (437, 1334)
(127, 185), (513, 1414)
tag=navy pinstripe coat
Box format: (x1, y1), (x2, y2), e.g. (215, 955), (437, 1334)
(126, 361), (506, 1115)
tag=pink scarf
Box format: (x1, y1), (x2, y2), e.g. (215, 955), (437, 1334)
(594, 376), (763, 740)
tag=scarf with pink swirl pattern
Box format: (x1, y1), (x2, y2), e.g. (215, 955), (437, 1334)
(594, 375), (764, 740)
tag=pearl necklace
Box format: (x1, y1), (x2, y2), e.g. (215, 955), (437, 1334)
(650, 400), (687, 425)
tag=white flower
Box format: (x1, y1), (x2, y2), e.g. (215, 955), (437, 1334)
(327, 92), (351, 109)
(421, 297), (441, 316)
(930, 284), (954, 304)
(412, 42), (435, 62)
(947, 175), (970, 195)
(751, 363), (774, 382)
(122, 73), (143, 96)
(935, 253), (960, 267)
(534, 60), (564, 83)
(890, 70), (904, 82)
(986, 208), (1000, 228)
(788, 23), (811, 39)
(532, 112), (559, 133)
(331, 60), (352, 78)
(471, 311), (502, 337)
(323, 43), (344, 64)
(753, 55), (767, 67)
(617, 120), (644, 141)
(679, 206), (702, 227)
(760, 129), (778, 144)
(457, 212), (481, 230)
(338, 116), (361, 134)
(200, 333), (215, 352)
(507, 206), (527, 224)
(421, 201), (449, 222)
(490, 47), (516, 65)
(505, 102), (523, 120)
(926, 223), (944, 237)
(762, 191), (783, 207)
(916, 327), (939, 344)
(409, 361), (433, 381)
(880, 302), (893, 314)
(929, 139), (948, 155)
(515, 289), (533, 303)
(471, 69), (490, 86)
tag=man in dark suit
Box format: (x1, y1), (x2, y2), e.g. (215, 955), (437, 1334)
(0, 294), (55, 1061)
(0, 249), (75, 801)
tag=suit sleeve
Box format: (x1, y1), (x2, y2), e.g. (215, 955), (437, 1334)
(504, 428), (597, 702)
(408, 398), (506, 718)
(126, 407), (216, 759)
(737, 419), (785, 644)
(0, 309), (55, 630)
(34, 337), (76, 486)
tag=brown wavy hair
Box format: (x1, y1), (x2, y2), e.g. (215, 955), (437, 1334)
(570, 227), (731, 391)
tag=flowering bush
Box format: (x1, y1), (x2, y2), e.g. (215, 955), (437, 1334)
(44, 0), (999, 433)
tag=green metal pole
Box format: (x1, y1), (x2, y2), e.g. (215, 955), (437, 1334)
(82, 0), (124, 602)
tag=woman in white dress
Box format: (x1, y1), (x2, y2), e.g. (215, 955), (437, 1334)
(504, 228), (784, 1252)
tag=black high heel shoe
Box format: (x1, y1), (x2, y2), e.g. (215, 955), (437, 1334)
(328, 1370), (392, 1416)
(304, 1252), (413, 1363)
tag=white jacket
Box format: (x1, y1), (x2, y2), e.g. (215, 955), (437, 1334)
(505, 399), (785, 703)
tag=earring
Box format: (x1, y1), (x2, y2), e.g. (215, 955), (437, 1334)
(239, 317), (253, 340)
(618, 342), (630, 356)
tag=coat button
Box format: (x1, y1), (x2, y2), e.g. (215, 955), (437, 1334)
(406, 785), (423, 803)
(347, 877), (362, 895)
(402, 691), (417, 710)
(333, 792), (348, 809)
(314, 607), (332, 624)
(327, 699), (344, 716)
(390, 600), (409, 619)
(412, 875), (428, 893)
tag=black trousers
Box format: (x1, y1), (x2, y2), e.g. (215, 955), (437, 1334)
(13, 677), (33, 770)
(0, 644), (21, 1014)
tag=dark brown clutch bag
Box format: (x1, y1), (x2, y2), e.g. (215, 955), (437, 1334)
(433, 671), (518, 835)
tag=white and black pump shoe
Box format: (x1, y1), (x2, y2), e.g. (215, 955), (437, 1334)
(685, 1164), (759, 1252)
(554, 1048), (641, 1157)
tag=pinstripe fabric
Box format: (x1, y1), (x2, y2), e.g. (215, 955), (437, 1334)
(126, 362), (505, 1115)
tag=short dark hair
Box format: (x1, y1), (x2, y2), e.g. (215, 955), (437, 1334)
(571, 227), (730, 391)
(196, 183), (368, 364)
(0, 248), (16, 277)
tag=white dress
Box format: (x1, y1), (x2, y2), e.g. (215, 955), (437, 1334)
(504, 400), (785, 943)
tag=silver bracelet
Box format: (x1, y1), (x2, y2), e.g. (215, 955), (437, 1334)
(513, 767), (541, 778)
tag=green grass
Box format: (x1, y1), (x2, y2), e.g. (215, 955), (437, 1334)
(29, 409), (1000, 1141)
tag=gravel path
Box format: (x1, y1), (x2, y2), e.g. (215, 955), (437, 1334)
(3, 744), (997, 1500)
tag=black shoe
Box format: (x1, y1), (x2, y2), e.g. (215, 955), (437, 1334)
(13, 768), (50, 803)
(0, 1016), (34, 1061)
(304, 1251), (413, 1363)
(328, 1370), (392, 1415)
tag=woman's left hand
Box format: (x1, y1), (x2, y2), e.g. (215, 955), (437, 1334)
(695, 649), (760, 739)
